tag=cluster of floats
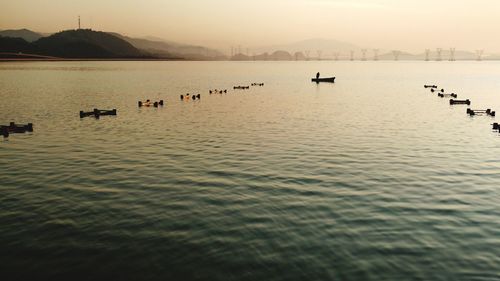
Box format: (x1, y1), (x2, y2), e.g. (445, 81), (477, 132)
(3, 82), (266, 138)
(424, 85), (498, 132)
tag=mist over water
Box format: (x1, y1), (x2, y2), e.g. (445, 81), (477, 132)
(1, 61), (500, 280)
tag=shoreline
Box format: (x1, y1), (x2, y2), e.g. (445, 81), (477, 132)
(0, 58), (495, 62)
(0, 58), (187, 62)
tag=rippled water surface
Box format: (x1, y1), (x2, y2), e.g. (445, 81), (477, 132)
(1, 61), (500, 280)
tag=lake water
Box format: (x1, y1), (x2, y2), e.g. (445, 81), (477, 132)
(1, 61), (500, 280)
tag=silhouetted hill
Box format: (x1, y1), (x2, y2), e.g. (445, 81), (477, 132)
(109, 32), (226, 60)
(0, 36), (36, 53)
(33, 29), (145, 58)
(0, 29), (43, 42)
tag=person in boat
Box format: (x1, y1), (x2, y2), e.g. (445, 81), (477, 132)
(316, 72), (320, 79)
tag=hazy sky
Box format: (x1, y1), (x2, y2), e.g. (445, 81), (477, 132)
(2, 0), (500, 52)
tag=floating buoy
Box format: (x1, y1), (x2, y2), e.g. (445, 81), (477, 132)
(1, 122), (33, 137)
(450, 99), (471, 105)
(1, 127), (8, 138)
(438, 93), (457, 98)
(138, 99), (151, 107)
(80, 109), (117, 118)
(139, 100), (163, 107)
(467, 108), (495, 117)
(180, 95), (184, 100)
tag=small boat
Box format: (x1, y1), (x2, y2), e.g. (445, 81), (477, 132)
(312, 77), (335, 83)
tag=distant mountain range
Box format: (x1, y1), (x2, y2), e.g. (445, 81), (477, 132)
(109, 33), (225, 60)
(0, 28), (225, 60)
(0, 28), (44, 42)
(237, 39), (484, 61)
(231, 48), (485, 61)
(0, 29), (496, 60)
(253, 38), (362, 55)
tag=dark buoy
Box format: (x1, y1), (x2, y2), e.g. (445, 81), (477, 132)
(153, 101), (158, 107)
(138, 101), (143, 107)
(159, 100), (164, 106)
(1, 127), (8, 138)
(467, 108), (495, 116)
(197, 94), (200, 99)
(438, 93), (458, 98)
(1, 122), (34, 137)
(431, 89), (435, 93)
(180, 95), (184, 100)
(80, 109), (116, 118)
(192, 95), (197, 100)
(450, 99), (471, 105)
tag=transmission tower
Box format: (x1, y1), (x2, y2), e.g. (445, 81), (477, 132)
(373, 49), (379, 61)
(476, 50), (484, 61)
(350, 50), (354, 61)
(436, 48), (442, 61)
(449, 48), (456, 61)
(78, 16), (81, 29)
(424, 49), (430, 61)
(392, 50), (401, 61)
